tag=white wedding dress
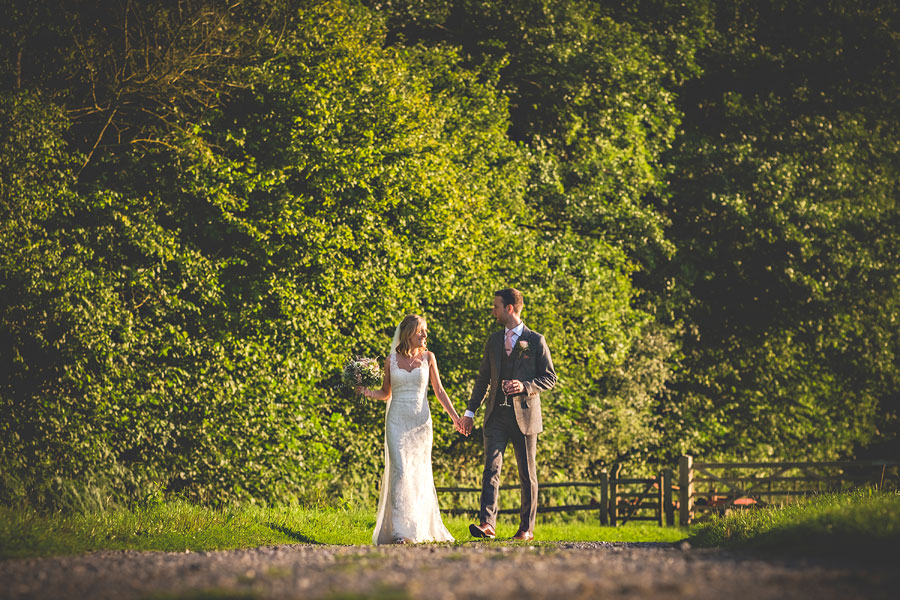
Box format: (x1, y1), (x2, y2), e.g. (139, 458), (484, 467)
(372, 352), (454, 545)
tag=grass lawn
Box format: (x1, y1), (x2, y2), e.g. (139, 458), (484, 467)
(0, 502), (687, 559)
(8, 490), (895, 560)
(688, 489), (900, 559)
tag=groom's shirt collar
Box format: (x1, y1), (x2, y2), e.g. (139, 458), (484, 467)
(506, 322), (524, 338)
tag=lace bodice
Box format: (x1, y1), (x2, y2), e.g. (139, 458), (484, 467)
(388, 352), (430, 407)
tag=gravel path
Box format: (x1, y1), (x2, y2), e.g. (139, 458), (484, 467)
(2, 541), (896, 600)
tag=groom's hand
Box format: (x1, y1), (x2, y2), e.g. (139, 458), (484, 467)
(503, 379), (524, 395)
(459, 416), (473, 436)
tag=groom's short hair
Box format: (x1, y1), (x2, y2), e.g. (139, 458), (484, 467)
(495, 288), (524, 313)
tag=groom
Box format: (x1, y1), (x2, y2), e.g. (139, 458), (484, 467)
(459, 288), (557, 541)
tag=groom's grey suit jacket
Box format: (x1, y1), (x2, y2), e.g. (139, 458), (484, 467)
(466, 325), (557, 435)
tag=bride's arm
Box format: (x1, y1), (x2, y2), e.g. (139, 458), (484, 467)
(360, 356), (392, 402)
(427, 352), (460, 424)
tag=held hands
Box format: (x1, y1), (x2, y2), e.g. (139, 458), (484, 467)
(450, 415), (463, 436)
(452, 380), (524, 436)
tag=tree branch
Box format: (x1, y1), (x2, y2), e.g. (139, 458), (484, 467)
(78, 105), (118, 177)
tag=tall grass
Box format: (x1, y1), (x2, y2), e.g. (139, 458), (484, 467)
(688, 489), (900, 559)
(0, 502), (685, 559)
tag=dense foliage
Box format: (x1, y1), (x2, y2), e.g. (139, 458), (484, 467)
(658, 0), (900, 460)
(1, 0), (897, 511)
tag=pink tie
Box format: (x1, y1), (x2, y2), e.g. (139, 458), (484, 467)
(505, 330), (514, 356)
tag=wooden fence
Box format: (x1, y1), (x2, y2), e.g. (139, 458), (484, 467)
(437, 456), (899, 527)
(435, 480), (607, 520)
(436, 466), (677, 526)
(679, 455), (900, 525)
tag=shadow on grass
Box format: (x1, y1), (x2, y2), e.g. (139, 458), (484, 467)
(726, 531), (900, 566)
(266, 523), (322, 545)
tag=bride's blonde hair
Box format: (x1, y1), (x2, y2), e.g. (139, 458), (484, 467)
(395, 314), (426, 358)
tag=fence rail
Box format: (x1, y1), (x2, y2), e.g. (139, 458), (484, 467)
(436, 455), (898, 527)
(436, 480), (608, 518)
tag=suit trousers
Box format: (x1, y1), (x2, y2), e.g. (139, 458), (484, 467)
(479, 404), (538, 532)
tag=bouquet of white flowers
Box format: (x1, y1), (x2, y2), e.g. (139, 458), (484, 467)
(341, 356), (383, 395)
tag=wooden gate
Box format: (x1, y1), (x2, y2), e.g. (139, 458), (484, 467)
(608, 465), (675, 526)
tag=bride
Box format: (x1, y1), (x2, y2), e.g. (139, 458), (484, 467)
(358, 314), (462, 544)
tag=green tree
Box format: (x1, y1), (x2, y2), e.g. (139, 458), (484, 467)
(366, 0), (709, 473)
(2, 0), (647, 509)
(658, 0), (900, 461)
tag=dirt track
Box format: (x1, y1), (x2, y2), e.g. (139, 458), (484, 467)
(1, 541), (896, 600)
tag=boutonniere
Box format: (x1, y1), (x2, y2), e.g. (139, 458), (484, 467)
(513, 339), (531, 358)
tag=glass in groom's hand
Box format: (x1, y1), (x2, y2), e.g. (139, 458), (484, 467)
(500, 379), (514, 407)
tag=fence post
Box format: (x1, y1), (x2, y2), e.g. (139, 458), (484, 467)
(663, 468), (674, 526)
(657, 471), (665, 526)
(679, 455), (693, 526)
(599, 470), (609, 525)
(610, 464), (621, 527)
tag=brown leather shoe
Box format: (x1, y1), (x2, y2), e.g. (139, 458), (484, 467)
(512, 530), (534, 541)
(469, 522), (496, 539)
